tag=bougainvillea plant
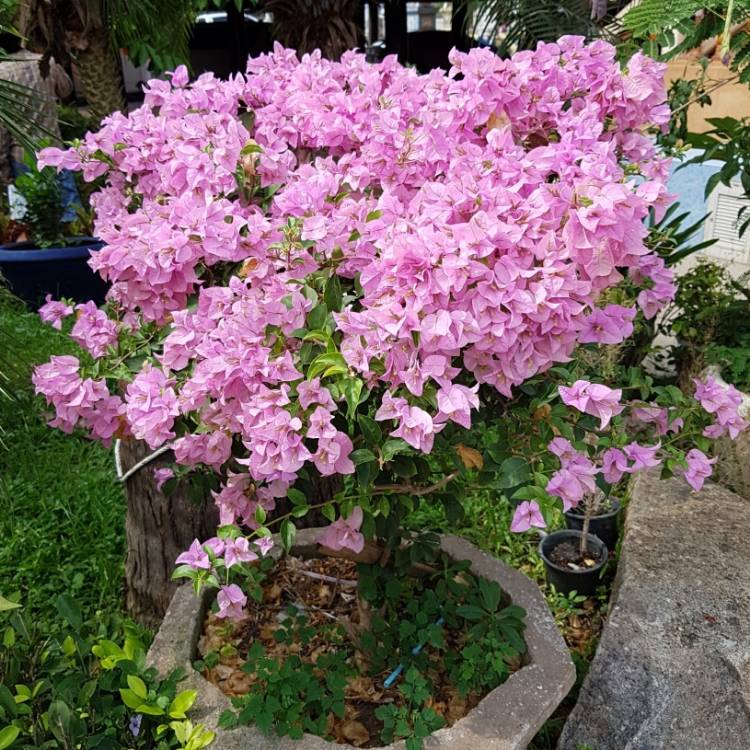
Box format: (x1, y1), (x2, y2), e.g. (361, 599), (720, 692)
(33, 39), (747, 620)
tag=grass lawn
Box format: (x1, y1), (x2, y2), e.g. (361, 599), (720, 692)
(0, 293), (126, 617)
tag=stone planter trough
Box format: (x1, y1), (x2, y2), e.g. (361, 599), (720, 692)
(147, 528), (575, 750)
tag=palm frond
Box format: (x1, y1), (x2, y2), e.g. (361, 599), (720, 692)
(105, 0), (197, 72)
(0, 73), (59, 152)
(460, 0), (628, 54)
(265, 0), (361, 60)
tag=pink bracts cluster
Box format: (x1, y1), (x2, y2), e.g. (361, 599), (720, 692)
(31, 39), (723, 584)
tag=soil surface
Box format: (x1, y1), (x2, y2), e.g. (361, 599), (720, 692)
(549, 541), (603, 571)
(197, 555), (504, 747)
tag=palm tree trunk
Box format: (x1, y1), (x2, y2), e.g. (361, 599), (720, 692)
(75, 33), (126, 122)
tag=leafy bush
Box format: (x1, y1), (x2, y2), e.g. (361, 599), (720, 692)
(13, 159), (66, 248)
(0, 594), (214, 750)
(665, 261), (750, 389)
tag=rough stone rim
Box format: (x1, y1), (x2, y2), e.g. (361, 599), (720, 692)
(148, 528), (576, 749)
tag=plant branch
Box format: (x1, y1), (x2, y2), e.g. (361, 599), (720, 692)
(370, 471), (460, 497)
(670, 73), (740, 117)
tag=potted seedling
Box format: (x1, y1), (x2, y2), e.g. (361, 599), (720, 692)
(0, 154), (106, 305)
(563, 489), (621, 550)
(540, 491), (610, 597)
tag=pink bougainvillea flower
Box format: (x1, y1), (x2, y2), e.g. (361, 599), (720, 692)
(31, 41), (708, 565)
(579, 304), (636, 345)
(38, 295), (73, 330)
(601, 447), (629, 483)
(319, 506), (365, 554)
(682, 448), (717, 492)
(313, 431), (355, 476)
(297, 378), (336, 410)
(153, 467), (174, 490)
(436, 384), (480, 429)
(70, 301), (118, 358)
(623, 442), (661, 471)
(548, 437), (582, 464)
(631, 406), (683, 436)
(694, 376), (749, 440)
(510, 501), (546, 533)
(559, 380), (624, 430)
(216, 584), (247, 620)
(173, 431), (232, 469)
(125, 365), (180, 449)
(224, 537), (258, 568)
(546, 455), (598, 511)
(391, 405), (444, 453)
(254, 536), (274, 556)
(203, 536), (226, 556)
(175, 539), (210, 570)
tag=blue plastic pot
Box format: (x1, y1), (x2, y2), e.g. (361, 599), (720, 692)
(0, 238), (108, 306)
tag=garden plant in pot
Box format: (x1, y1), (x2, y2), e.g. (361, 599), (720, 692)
(0, 154), (107, 305)
(31, 40), (749, 748)
(563, 489), (621, 551)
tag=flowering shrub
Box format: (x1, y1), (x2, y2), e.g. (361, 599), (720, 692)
(33, 40), (747, 619)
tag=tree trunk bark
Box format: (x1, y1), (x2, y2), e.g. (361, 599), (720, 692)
(120, 440), (343, 628)
(121, 439), (218, 628)
(75, 33), (126, 122)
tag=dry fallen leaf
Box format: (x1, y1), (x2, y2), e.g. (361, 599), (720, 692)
(456, 443), (484, 470)
(533, 404), (551, 421)
(224, 670), (252, 695)
(486, 110), (510, 131)
(238, 257), (259, 278)
(341, 720), (370, 746)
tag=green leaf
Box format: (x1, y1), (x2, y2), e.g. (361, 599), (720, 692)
(358, 414), (382, 445)
(356, 459), (378, 488)
(119, 688), (144, 710)
(351, 448), (377, 466)
(55, 594), (82, 629)
(381, 438), (409, 462)
(136, 702), (165, 716)
(0, 596), (20, 612)
(391, 455), (417, 478)
(126, 675), (148, 700)
(307, 303), (328, 330)
(365, 209), (382, 222)
(0, 726), (19, 750)
(307, 352), (347, 380)
(498, 457), (531, 488)
(48, 699), (85, 745)
(324, 274), (344, 313)
(287, 488), (306, 506)
(2, 628), (15, 649)
(168, 689), (197, 719)
(280, 520), (296, 552)
(511, 486), (549, 502)
(478, 579), (502, 612)
(341, 376), (364, 420)
(456, 604), (485, 621)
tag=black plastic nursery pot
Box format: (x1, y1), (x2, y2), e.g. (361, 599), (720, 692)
(0, 238), (107, 307)
(564, 498), (622, 551)
(539, 529), (609, 598)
